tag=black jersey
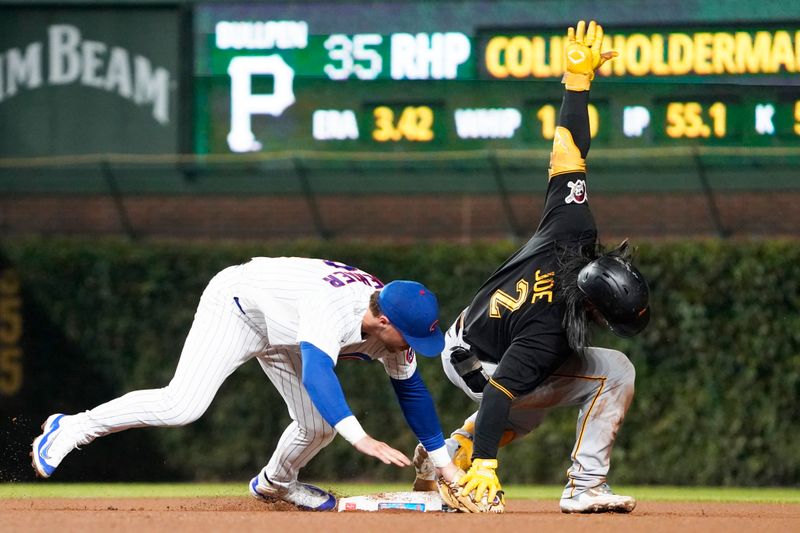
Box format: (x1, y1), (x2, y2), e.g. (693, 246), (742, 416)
(463, 172), (596, 396)
(463, 90), (596, 399)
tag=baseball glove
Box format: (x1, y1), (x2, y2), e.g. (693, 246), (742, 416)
(437, 461), (506, 513)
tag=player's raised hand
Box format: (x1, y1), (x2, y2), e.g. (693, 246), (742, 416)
(589, 21), (617, 72)
(353, 435), (412, 467)
(563, 20), (618, 91)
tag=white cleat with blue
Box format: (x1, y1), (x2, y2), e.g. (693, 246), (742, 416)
(31, 414), (73, 478)
(249, 473), (336, 511)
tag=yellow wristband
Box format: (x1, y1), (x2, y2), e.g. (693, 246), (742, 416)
(561, 71), (592, 92)
(472, 458), (498, 470)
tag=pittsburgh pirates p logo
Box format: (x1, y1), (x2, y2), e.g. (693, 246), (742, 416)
(227, 55), (296, 153)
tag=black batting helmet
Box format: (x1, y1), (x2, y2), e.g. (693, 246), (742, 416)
(577, 254), (650, 337)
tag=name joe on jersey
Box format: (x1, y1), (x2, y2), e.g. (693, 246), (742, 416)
(489, 269), (555, 318)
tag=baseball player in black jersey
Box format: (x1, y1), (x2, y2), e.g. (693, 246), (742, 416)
(417, 21), (650, 514)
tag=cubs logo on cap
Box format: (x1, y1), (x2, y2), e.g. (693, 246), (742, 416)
(378, 280), (445, 357)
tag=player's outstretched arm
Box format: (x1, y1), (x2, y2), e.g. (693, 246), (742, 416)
(549, 20), (617, 181)
(389, 369), (456, 473)
(300, 342), (411, 466)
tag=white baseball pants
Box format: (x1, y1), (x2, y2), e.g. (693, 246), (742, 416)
(63, 265), (334, 486)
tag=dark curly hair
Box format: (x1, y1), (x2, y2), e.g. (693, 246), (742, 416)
(555, 239), (632, 353)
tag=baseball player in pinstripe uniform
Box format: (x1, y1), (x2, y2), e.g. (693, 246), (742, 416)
(32, 257), (460, 510)
(420, 21), (650, 514)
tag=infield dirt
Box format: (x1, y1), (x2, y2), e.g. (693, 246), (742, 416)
(2, 497), (798, 532)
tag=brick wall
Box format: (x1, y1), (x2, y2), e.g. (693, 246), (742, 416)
(2, 191), (799, 241)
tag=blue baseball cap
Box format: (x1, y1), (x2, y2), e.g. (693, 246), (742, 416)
(378, 280), (445, 357)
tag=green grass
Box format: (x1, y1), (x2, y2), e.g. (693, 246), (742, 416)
(2, 483), (799, 503)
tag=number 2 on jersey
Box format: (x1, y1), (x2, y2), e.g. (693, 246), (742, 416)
(489, 270), (554, 318)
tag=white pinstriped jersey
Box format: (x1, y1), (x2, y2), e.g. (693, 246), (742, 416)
(232, 257), (417, 380)
(46, 256), (424, 490)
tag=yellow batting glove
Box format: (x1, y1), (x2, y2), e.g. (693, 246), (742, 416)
(458, 458), (502, 505)
(562, 20), (618, 91)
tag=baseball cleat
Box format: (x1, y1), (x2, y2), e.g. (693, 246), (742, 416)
(559, 483), (636, 513)
(411, 443), (437, 491)
(31, 414), (74, 478)
(249, 474), (336, 511)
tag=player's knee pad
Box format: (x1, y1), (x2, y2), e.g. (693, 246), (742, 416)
(451, 420), (475, 470)
(452, 433), (473, 471)
(451, 424), (515, 471)
(498, 429), (517, 448)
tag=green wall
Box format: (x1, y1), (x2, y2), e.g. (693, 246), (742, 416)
(0, 6), (182, 156)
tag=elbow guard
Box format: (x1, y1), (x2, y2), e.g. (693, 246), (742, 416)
(548, 126), (586, 179)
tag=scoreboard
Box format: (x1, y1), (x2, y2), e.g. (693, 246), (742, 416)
(193, 2), (800, 154)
